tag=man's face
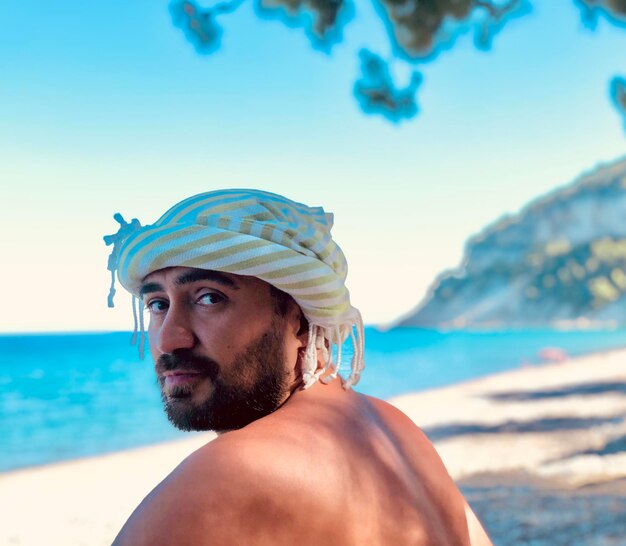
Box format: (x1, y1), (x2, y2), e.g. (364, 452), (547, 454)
(140, 267), (302, 432)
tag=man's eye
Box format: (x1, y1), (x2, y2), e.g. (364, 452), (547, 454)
(146, 299), (168, 313)
(197, 292), (225, 306)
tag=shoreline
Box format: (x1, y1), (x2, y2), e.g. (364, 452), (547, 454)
(2, 347), (625, 545)
(390, 346), (626, 490)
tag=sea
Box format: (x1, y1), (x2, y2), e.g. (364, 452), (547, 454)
(1, 328), (625, 474)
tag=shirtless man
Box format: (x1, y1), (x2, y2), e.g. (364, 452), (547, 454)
(106, 189), (492, 545)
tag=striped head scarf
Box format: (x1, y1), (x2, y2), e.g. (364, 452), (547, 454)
(104, 189), (364, 389)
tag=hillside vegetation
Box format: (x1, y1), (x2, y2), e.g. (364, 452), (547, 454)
(400, 158), (626, 329)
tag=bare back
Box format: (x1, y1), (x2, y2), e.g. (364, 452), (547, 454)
(114, 380), (491, 545)
(264, 385), (477, 545)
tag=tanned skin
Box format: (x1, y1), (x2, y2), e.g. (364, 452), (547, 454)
(113, 267), (492, 546)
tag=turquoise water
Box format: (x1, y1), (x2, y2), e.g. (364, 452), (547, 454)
(1, 328), (624, 473)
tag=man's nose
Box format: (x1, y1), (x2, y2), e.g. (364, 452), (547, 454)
(155, 307), (195, 354)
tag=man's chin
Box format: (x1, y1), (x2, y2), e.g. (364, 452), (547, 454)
(162, 394), (273, 433)
(163, 399), (214, 432)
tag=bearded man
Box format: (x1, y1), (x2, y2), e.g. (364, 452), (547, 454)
(105, 189), (492, 545)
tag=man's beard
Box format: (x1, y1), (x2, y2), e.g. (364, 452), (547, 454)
(155, 320), (291, 433)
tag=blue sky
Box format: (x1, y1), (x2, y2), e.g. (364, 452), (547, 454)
(2, 0), (626, 332)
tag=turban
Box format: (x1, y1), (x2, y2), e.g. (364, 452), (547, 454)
(105, 189), (364, 389)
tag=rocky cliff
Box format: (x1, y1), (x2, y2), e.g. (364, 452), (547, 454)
(399, 157), (626, 329)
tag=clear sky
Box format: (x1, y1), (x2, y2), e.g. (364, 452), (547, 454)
(1, 0), (626, 332)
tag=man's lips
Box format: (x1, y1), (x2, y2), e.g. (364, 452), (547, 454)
(161, 370), (206, 388)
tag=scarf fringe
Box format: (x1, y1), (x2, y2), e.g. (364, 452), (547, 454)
(129, 295), (146, 359)
(103, 213), (142, 309)
(303, 312), (365, 391)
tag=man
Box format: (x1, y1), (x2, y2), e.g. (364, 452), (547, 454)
(105, 189), (492, 545)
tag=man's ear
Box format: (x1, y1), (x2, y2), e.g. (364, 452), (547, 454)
(284, 299), (309, 350)
(295, 307), (309, 349)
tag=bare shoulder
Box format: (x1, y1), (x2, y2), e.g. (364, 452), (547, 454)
(364, 395), (444, 456)
(112, 430), (338, 546)
(365, 395), (494, 545)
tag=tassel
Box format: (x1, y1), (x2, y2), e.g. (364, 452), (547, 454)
(302, 323), (318, 389)
(343, 311), (365, 390)
(131, 295), (138, 345)
(138, 298), (146, 360)
(103, 213), (142, 308)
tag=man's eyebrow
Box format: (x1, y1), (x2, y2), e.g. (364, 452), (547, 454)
(139, 282), (164, 296)
(175, 270), (240, 289)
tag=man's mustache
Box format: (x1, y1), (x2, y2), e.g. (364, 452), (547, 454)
(156, 350), (220, 380)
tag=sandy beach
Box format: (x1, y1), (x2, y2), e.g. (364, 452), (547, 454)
(391, 347), (626, 490)
(1, 348), (625, 545)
